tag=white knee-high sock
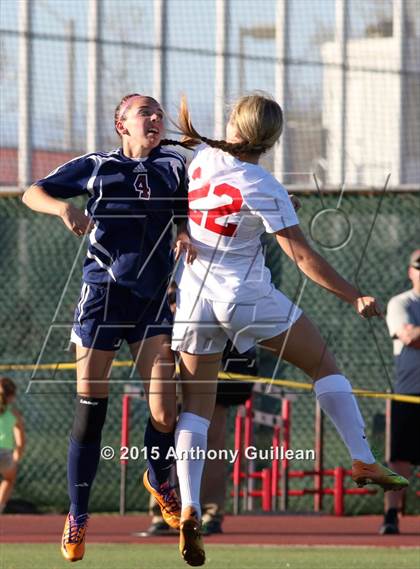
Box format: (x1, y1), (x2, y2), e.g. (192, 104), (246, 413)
(175, 412), (210, 518)
(314, 374), (375, 464)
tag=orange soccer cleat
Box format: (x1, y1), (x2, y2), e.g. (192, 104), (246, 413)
(352, 460), (409, 491)
(179, 506), (205, 567)
(143, 470), (181, 529)
(61, 513), (89, 562)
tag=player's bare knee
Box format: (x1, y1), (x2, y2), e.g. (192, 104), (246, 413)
(306, 353), (340, 381)
(3, 469), (17, 482)
(151, 409), (177, 432)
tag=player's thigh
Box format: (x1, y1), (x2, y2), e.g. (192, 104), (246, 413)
(130, 334), (177, 429)
(76, 344), (115, 397)
(212, 288), (301, 354)
(0, 464), (17, 482)
(172, 291), (228, 355)
(178, 351), (222, 420)
(260, 313), (340, 380)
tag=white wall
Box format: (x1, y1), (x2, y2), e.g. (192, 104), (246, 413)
(322, 37), (420, 186)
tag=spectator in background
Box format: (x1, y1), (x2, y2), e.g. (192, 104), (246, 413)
(380, 249), (420, 535)
(145, 286), (255, 536)
(0, 377), (25, 514)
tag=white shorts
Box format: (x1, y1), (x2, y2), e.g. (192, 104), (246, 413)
(171, 287), (302, 354)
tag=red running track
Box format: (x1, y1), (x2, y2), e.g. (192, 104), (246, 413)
(1, 515), (419, 547)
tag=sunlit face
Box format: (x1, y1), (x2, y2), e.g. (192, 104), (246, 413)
(116, 96), (165, 150)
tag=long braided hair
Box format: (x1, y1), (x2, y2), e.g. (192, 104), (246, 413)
(114, 92), (283, 157)
(173, 92), (284, 157)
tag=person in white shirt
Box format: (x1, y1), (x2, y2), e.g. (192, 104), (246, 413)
(170, 93), (409, 567)
(380, 249), (420, 535)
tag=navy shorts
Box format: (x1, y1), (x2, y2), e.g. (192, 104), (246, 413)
(71, 283), (173, 351)
(216, 345), (256, 407)
(390, 395), (420, 465)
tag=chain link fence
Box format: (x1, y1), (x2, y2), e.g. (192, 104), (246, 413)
(1, 0), (419, 515)
(1, 0), (419, 190)
(1, 190), (419, 513)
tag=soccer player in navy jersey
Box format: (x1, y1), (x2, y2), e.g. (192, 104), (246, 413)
(23, 94), (195, 562)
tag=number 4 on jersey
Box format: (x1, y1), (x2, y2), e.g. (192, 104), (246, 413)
(189, 167), (243, 237)
(134, 173), (151, 200)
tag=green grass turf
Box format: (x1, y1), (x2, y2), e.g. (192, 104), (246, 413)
(1, 544), (419, 569)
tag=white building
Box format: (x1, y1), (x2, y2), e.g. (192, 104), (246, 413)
(322, 35), (419, 187)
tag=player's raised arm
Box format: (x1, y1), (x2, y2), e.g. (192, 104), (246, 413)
(22, 184), (92, 237)
(22, 152), (94, 236)
(275, 224), (383, 318)
(23, 183), (67, 216)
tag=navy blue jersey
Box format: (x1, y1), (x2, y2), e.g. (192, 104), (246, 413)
(36, 146), (187, 298)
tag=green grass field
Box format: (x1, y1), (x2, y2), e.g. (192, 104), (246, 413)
(2, 544), (419, 569)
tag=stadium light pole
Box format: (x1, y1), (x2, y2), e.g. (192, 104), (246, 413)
(18, 0), (32, 191)
(86, 0), (102, 152)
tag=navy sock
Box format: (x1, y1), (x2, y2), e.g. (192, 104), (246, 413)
(67, 396), (108, 517)
(67, 436), (101, 517)
(144, 418), (175, 489)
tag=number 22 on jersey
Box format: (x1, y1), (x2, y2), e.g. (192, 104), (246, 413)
(188, 167), (243, 237)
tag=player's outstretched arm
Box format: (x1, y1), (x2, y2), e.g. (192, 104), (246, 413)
(275, 224), (383, 319)
(22, 184), (92, 237)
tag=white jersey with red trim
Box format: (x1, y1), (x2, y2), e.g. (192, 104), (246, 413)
(176, 144), (299, 302)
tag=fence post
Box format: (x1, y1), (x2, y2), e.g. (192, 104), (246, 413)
(335, 0), (349, 185)
(271, 424), (280, 511)
(274, 0), (290, 182)
(262, 468), (272, 512)
(18, 0), (32, 190)
(334, 466), (345, 516)
(393, 0), (408, 184)
(214, 0), (229, 139)
(233, 409), (243, 515)
(280, 398), (290, 511)
(244, 397), (253, 511)
(314, 401), (324, 512)
(119, 395), (131, 515)
(86, 0), (102, 152)
(153, 0), (168, 108)
(385, 395), (392, 463)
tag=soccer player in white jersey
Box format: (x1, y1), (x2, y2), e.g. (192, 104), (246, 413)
(23, 94), (195, 562)
(169, 93), (409, 566)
